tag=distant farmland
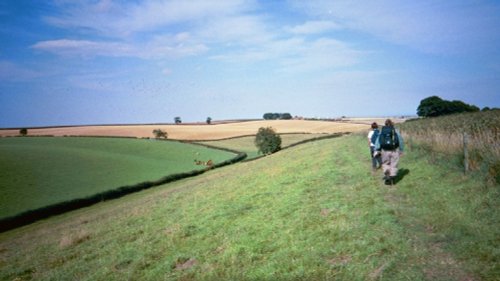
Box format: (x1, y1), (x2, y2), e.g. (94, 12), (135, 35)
(0, 120), (369, 140)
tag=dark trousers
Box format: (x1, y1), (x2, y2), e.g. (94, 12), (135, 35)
(370, 146), (381, 169)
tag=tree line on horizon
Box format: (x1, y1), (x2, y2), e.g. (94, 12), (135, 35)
(417, 96), (498, 118)
(263, 113), (293, 120)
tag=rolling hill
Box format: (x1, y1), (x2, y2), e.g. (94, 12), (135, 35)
(1, 134), (497, 280)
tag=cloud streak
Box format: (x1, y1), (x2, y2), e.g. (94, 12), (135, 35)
(44, 0), (256, 38)
(290, 0), (500, 54)
(35, 1), (363, 73)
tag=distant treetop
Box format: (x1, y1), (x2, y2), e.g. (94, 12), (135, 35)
(263, 112), (293, 120)
(417, 96), (479, 117)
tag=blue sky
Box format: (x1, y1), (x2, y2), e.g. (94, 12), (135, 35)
(1, 0), (500, 127)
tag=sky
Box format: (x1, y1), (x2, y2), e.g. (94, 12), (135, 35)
(1, 0), (500, 127)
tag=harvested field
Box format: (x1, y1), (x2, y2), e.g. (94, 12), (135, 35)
(0, 120), (369, 140)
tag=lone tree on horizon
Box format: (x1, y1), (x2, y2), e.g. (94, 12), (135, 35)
(174, 117), (182, 124)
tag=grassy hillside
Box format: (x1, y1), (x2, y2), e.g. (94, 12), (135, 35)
(198, 133), (332, 159)
(0, 137), (236, 219)
(0, 135), (497, 280)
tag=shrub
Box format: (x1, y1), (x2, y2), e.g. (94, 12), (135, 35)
(255, 127), (281, 155)
(152, 129), (168, 139)
(19, 128), (28, 136)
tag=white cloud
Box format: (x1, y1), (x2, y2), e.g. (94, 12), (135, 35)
(290, 0), (500, 54)
(31, 39), (135, 57)
(31, 36), (208, 59)
(287, 20), (341, 34)
(278, 38), (362, 73)
(45, 0), (256, 38)
(196, 14), (275, 48)
(35, 1), (363, 74)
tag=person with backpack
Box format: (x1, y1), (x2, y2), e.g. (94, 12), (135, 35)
(368, 122), (382, 171)
(375, 119), (405, 185)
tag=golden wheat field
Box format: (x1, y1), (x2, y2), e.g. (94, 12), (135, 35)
(0, 120), (372, 140)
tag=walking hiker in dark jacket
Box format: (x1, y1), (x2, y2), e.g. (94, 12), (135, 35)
(375, 119), (404, 185)
(367, 122), (381, 171)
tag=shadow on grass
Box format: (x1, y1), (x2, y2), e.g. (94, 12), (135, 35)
(394, 168), (410, 184)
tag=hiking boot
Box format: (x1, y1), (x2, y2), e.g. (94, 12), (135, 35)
(383, 170), (390, 181)
(389, 176), (396, 185)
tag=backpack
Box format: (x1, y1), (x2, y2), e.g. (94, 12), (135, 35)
(370, 129), (380, 145)
(380, 126), (399, 150)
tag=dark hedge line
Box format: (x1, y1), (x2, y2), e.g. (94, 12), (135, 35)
(282, 132), (349, 150)
(63, 135), (138, 139)
(241, 132), (349, 163)
(0, 151), (246, 233)
(186, 132), (331, 143)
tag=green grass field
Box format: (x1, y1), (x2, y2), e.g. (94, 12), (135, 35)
(198, 133), (331, 159)
(1, 134), (497, 280)
(0, 137), (236, 219)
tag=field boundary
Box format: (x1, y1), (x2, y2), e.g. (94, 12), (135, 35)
(241, 132), (350, 163)
(0, 137), (246, 232)
(184, 132), (333, 143)
(0, 133), (349, 232)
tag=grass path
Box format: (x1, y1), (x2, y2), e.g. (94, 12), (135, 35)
(0, 135), (497, 280)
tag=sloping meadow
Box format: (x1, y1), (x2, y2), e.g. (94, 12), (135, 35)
(0, 137), (240, 229)
(1, 134), (497, 280)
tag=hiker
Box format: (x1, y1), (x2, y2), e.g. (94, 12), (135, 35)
(375, 119), (405, 185)
(367, 122), (381, 170)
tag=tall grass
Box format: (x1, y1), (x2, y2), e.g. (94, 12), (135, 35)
(400, 110), (500, 183)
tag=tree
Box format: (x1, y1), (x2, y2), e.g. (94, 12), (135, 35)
(174, 117), (182, 124)
(19, 128), (28, 136)
(206, 117), (212, 124)
(417, 96), (479, 117)
(152, 129), (168, 139)
(417, 96), (446, 117)
(263, 112), (293, 120)
(263, 113), (274, 120)
(254, 127), (281, 155)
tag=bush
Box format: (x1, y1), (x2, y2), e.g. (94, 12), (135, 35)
(19, 128), (28, 136)
(255, 127), (281, 155)
(152, 129), (168, 139)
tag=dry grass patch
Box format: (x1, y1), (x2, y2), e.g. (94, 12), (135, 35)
(59, 229), (91, 248)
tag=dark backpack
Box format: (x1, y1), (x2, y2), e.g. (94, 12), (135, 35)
(370, 129), (380, 145)
(380, 126), (399, 150)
